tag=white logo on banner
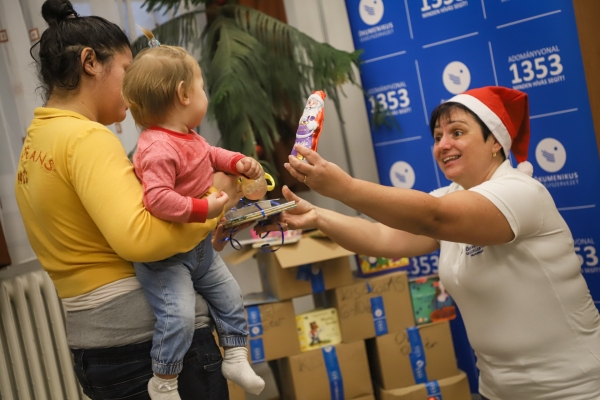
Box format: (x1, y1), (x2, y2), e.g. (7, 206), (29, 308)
(442, 61), (471, 94)
(390, 161), (415, 188)
(536, 138), (566, 173)
(359, 0), (384, 26)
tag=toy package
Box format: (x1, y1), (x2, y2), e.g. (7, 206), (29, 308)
(291, 90), (326, 162)
(356, 254), (410, 277)
(222, 199), (297, 229)
(296, 308), (341, 352)
(409, 275), (456, 325)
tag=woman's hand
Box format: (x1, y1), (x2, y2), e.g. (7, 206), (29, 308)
(212, 221), (254, 252)
(285, 145), (352, 200)
(211, 172), (242, 211)
(254, 186), (319, 235)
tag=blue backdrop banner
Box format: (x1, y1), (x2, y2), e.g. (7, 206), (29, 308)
(345, 0), (600, 392)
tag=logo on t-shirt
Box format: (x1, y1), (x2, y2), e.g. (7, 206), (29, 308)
(465, 245), (484, 257)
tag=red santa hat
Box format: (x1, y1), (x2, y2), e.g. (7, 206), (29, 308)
(447, 86), (533, 175)
(307, 90), (326, 106)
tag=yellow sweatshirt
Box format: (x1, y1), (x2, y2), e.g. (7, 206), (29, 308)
(15, 108), (216, 298)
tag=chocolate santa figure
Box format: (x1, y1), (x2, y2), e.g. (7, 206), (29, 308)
(291, 90), (326, 162)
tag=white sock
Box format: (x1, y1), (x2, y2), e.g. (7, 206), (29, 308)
(147, 375), (181, 400)
(222, 347), (265, 395)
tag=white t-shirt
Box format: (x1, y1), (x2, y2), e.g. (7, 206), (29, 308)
(430, 160), (600, 400)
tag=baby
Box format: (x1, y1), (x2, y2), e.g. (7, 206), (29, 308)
(122, 40), (265, 399)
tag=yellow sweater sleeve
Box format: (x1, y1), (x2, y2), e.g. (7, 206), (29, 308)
(69, 126), (216, 262)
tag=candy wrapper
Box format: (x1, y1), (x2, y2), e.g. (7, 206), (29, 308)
(291, 90), (326, 162)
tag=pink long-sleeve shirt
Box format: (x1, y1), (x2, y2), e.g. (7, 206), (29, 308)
(133, 126), (245, 223)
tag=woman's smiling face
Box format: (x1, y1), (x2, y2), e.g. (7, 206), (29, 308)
(433, 108), (503, 189)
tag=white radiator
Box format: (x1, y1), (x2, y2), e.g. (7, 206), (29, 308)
(0, 268), (83, 400)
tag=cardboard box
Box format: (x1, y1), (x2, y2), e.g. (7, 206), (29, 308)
(367, 321), (458, 390)
(356, 255), (409, 277)
(245, 301), (301, 364)
(376, 371), (470, 400)
(409, 276), (456, 325)
(278, 341), (374, 400)
(296, 308), (342, 352)
(243, 236), (355, 300)
(317, 271), (415, 343)
(228, 380), (245, 400)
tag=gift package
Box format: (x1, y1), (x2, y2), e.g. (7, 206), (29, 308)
(296, 308), (342, 352)
(356, 255), (410, 277)
(409, 276), (456, 325)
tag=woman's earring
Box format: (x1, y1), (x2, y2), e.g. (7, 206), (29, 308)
(493, 152), (497, 158)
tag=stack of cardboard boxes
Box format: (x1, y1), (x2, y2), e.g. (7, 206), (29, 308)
(316, 268), (468, 399)
(227, 236), (470, 400)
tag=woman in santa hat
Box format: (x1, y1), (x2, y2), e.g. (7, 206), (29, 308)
(259, 86), (600, 400)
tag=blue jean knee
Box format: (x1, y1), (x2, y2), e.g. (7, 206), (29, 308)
(134, 245), (200, 375)
(190, 235), (249, 347)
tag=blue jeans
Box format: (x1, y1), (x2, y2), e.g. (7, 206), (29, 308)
(71, 327), (228, 400)
(134, 234), (248, 375)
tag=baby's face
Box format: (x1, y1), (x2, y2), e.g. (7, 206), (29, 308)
(186, 63), (209, 128)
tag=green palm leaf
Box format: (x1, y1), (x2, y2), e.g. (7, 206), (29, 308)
(141, 0), (214, 14)
(202, 5), (361, 157)
(131, 10), (205, 55)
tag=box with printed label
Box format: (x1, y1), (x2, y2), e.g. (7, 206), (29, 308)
(244, 301), (301, 364)
(376, 371), (470, 400)
(366, 321), (458, 390)
(296, 308), (342, 352)
(409, 275), (456, 325)
(277, 341), (374, 400)
(227, 236), (355, 300)
(316, 271), (415, 343)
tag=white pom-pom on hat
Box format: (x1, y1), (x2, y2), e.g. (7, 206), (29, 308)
(447, 86), (533, 176)
(516, 160), (533, 176)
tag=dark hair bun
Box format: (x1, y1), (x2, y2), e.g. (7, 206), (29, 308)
(41, 0), (78, 26)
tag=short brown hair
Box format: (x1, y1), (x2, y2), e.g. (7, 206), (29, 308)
(122, 45), (198, 129)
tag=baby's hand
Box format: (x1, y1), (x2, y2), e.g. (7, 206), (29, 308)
(206, 191), (229, 219)
(236, 157), (262, 180)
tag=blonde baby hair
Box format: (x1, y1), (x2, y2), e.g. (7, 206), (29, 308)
(122, 28), (199, 129)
